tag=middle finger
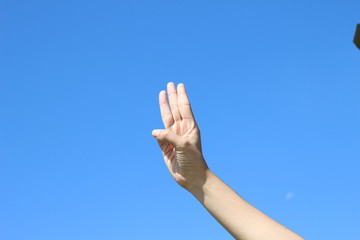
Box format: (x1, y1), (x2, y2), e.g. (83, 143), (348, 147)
(167, 82), (181, 122)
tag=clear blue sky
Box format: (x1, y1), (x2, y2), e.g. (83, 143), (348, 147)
(1, 1), (359, 239)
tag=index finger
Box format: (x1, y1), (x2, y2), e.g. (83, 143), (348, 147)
(159, 90), (174, 128)
(177, 83), (195, 121)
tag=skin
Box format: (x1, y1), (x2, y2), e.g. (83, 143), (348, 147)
(152, 82), (304, 240)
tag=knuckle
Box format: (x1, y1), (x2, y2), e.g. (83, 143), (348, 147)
(163, 129), (170, 136)
(170, 103), (178, 109)
(179, 102), (190, 108)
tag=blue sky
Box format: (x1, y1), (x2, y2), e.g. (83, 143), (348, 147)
(1, 1), (359, 239)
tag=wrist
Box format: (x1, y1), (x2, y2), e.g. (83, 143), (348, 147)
(186, 168), (215, 201)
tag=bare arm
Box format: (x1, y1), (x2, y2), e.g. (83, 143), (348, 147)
(152, 82), (303, 240)
(190, 170), (303, 240)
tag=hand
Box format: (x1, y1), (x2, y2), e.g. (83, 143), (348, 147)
(152, 82), (208, 191)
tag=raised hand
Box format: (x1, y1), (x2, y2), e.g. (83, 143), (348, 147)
(152, 82), (208, 191)
(152, 83), (304, 240)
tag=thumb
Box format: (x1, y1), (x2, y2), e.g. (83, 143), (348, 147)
(152, 129), (181, 147)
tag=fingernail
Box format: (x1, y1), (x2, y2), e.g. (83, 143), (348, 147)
(152, 130), (160, 138)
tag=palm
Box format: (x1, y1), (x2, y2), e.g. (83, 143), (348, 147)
(162, 122), (194, 178)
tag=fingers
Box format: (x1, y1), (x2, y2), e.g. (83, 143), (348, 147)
(177, 83), (195, 121)
(158, 82), (195, 129)
(167, 82), (181, 122)
(159, 90), (174, 129)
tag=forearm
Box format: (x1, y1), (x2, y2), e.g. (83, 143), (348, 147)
(189, 169), (303, 240)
